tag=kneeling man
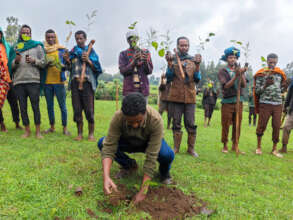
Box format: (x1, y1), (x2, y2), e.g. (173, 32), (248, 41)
(98, 92), (174, 204)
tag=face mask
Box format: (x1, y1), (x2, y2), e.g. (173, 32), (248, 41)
(21, 34), (31, 41)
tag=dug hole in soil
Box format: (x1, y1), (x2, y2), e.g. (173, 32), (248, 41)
(99, 184), (214, 220)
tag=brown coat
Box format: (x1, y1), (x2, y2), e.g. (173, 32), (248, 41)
(167, 59), (197, 104)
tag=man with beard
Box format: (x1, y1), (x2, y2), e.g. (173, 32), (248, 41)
(165, 36), (201, 157)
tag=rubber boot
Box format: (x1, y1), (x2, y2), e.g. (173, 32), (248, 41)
(173, 131), (183, 153)
(279, 144), (287, 153)
(187, 126), (199, 157)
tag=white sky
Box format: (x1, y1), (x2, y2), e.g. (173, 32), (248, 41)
(1, 0), (293, 76)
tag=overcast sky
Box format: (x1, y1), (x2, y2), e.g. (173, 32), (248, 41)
(1, 0), (293, 76)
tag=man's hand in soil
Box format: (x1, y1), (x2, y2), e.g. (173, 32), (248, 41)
(264, 77), (274, 88)
(102, 158), (118, 195)
(133, 173), (151, 205)
(133, 190), (147, 205)
(103, 177), (118, 194)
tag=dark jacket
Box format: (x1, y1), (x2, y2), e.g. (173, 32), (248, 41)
(202, 88), (217, 105)
(218, 67), (244, 99)
(285, 84), (293, 114)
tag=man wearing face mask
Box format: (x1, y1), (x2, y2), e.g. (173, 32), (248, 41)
(97, 92), (174, 204)
(11, 24), (46, 139)
(63, 30), (102, 141)
(165, 36), (201, 157)
(0, 27), (22, 132)
(254, 53), (287, 157)
(119, 31), (153, 101)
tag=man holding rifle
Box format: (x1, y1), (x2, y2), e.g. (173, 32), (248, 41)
(165, 36), (201, 157)
(254, 53), (287, 157)
(64, 30), (102, 141)
(218, 47), (247, 154)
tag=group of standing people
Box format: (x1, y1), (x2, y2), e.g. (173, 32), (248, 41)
(0, 25), (102, 140)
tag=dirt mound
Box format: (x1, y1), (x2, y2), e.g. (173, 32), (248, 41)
(100, 184), (214, 220)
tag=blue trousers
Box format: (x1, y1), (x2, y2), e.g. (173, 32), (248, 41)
(44, 84), (67, 126)
(98, 137), (174, 177)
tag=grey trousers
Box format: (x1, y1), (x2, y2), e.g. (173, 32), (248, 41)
(169, 102), (196, 133)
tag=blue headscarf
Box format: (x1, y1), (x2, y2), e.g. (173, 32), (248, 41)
(221, 46), (240, 62)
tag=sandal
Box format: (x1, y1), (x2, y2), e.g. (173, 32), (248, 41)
(255, 148), (262, 155)
(271, 150), (283, 158)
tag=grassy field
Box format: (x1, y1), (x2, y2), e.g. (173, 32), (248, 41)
(1, 98), (293, 219)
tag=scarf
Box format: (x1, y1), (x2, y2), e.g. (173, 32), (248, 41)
(44, 33), (65, 53)
(253, 67), (287, 114)
(70, 45), (101, 72)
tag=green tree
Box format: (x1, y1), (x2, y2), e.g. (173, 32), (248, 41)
(5, 16), (21, 45)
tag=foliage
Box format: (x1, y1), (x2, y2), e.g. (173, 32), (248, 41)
(84, 10), (98, 33)
(197, 32), (216, 52)
(95, 80), (122, 100)
(5, 16), (21, 45)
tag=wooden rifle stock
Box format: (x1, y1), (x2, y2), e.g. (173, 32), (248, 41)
(173, 48), (185, 79)
(79, 40), (95, 90)
(235, 62), (248, 156)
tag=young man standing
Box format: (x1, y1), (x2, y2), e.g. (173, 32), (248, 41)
(202, 81), (218, 127)
(254, 53), (287, 157)
(0, 27), (22, 132)
(165, 36), (201, 157)
(119, 31), (153, 100)
(158, 73), (172, 129)
(98, 92), (174, 204)
(63, 30), (102, 141)
(218, 47), (247, 153)
(248, 88), (256, 126)
(12, 25), (46, 138)
(43, 29), (70, 136)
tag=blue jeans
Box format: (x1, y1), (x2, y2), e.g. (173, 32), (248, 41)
(44, 84), (67, 126)
(98, 137), (174, 177)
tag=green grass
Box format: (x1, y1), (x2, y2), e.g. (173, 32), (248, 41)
(1, 98), (293, 219)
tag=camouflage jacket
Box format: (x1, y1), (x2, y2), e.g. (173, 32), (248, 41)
(255, 74), (283, 105)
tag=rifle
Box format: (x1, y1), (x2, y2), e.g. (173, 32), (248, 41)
(173, 48), (185, 79)
(79, 40), (95, 90)
(235, 62), (248, 156)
